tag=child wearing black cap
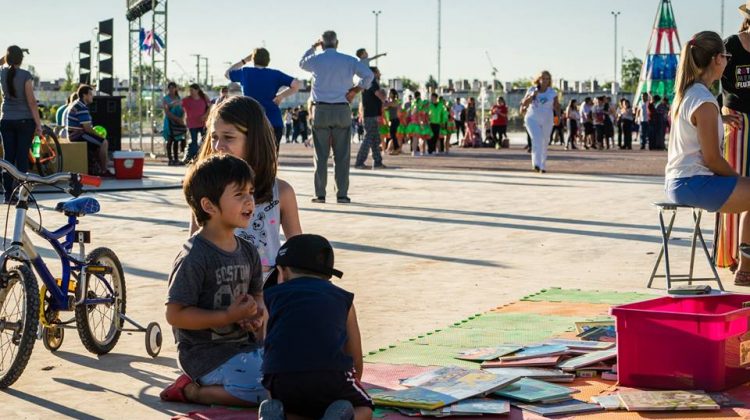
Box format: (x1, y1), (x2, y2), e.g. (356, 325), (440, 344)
(259, 234), (372, 420)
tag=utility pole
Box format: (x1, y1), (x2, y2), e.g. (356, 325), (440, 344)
(372, 10), (381, 65)
(721, 0), (725, 37)
(201, 56), (208, 87)
(611, 11), (621, 95)
(191, 54), (201, 84)
(437, 0), (442, 88)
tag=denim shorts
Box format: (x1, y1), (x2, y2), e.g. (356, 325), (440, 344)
(198, 349), (267, 404)
(665, 176), (738, 212)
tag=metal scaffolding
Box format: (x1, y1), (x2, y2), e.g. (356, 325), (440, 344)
(127, 0), (168, 154)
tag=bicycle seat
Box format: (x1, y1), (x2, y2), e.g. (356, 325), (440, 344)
(55, 197), (100, 216)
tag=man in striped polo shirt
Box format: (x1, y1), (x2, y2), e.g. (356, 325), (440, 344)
(66, 84), (113, 176)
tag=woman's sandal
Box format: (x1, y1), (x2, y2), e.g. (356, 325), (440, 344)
(159, 374), (192, 403)
(735, 270), (750, 286)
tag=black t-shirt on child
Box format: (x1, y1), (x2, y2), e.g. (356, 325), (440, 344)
(362, 79), (383, 118)
(722, 34), (750, 114)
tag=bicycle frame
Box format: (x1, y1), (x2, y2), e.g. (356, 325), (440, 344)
(1, 186), (115, 313)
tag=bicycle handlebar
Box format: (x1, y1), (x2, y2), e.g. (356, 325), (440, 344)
(0, 158), (101, 196)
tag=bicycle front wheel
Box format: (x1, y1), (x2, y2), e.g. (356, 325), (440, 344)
(0, 265), (39, 389)
(36, 126), (63, 176)
(75, 247), (126, 355)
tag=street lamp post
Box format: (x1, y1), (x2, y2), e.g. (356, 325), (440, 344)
(611, 11), (621, 95)
(372, 10), (381, 65)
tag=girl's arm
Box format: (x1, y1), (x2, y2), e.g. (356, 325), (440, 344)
(694, 103), (737, 177)
(343, 304), (364, 381)
(278, 179), (302, 238)
(24, 79), (42, 135)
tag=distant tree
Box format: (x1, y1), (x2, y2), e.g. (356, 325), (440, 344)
(399, 77), (419, 92)
(602, 81), (613, 91)
(512, 78), (532, 90)
(61, 62), (76, 92)
(132, 65), (165, 89)
(425, 75), (438, 91)
(26, 65), (39, 87)
(621, 57), (643, 93)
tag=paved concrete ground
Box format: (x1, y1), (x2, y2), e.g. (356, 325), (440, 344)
(1, 145), (731, 418)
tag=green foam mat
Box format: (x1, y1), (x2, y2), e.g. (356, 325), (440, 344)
(365, 288), (651, 367)
(521, 287), (656, 305)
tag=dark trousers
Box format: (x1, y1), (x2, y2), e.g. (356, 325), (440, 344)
(639, 121), (650, 149)
(491, 125), (506, 146)
(389, 119), (400, 148)
(355, 117), (383, 166)
(166, 137), (180, 162)
(567, 120), (578, 149)
(429, 123), (441, 153)
(285, 123), (292, 141)
(273, 126), (283, 154)
(455, 120), (466, 140)
(0, 119), (35, 200)
(186, 127), (205, 161)
(622, 119), (634, 149)
(312, 104), (351, 198)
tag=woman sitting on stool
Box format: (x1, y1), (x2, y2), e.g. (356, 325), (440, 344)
(665, 31), (750, 285)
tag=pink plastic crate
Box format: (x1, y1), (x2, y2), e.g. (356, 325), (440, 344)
(611, 294), (750, 391)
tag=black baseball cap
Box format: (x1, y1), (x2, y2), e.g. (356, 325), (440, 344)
(265, 234), (343, 289)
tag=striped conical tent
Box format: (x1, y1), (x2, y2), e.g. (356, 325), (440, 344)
(634, 0), (681, 105)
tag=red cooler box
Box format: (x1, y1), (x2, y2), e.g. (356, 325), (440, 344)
(611, 294), (750, 391)
(113, 151), (145, 180)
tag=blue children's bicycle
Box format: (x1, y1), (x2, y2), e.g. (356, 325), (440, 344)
(0, 159), (162, 388)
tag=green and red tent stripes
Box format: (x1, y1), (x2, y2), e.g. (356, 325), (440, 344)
(634, 0), (681, 106)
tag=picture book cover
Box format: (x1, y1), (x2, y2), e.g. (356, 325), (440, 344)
(481, 355), (562, 368)
(499, 344), (568, 361)
(574, 320), (615, 334)
(592, 395), (624, 410)
(483, 367), (575, 382)
(454, 345), (523, 362)
(547, 339), (615, 350)
(557, 349), (617, 371)
(618, 391), (721, 411)
(516, 399), (604, 416)
(578, 326), (616, 342)
(494, 378), (576, 403)
(382, 367), (519, 409)
(449, 398), (510, 415)
(708, 392), (746, 408)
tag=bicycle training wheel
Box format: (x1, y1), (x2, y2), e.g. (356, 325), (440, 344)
(36, 126), (63, 176)
(0, 265), (39, 389)
(75, 247), (126, 355)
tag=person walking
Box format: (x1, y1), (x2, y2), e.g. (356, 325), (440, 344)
(354, 66), (387, 169)
(0, 46), (42, 202)
(384, 89), (401, 154)
(490, 97), (508, 149)
(521, 71), (560, 173)
(619, 99), (635, 150)
(462, 98), (478, 147)
(426, 92), (448, 154)
(181, 83), (211, 163)
(226, 47), (301, 152)
(565, 99), (580, 150)
(452, 98), (466, 143)
(300, 30), (373, 204)
(284, 108), (293, 143)
(162, 81), (186, 166)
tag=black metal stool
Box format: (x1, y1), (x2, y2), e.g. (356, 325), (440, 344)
(647, 202), (724, 291)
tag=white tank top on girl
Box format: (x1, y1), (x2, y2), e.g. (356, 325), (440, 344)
(525, 86), (557, 121)
(236, 181), (282, 268)
(665, 83), (724, 180)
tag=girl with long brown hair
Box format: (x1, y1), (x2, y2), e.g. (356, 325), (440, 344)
(665, 30), (750, 286)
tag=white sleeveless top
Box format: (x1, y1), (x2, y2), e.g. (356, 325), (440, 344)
(665, 84), (723, 179)
(236, 181), (282, 268)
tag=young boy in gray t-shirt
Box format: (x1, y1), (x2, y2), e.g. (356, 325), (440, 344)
(161, 154), (266, 406)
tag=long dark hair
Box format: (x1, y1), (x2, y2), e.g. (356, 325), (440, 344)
(189, 83), (209, 103)
(4, 46), (24, 98)
(197, 96), (278, 204)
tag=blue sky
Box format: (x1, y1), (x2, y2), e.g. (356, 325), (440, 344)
(5, 0), (741, 85)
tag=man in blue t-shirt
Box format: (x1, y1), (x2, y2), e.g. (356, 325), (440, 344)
(65, 85), (112, 176)
(225, 48), (300, 152)
(259, 234), (372, 420)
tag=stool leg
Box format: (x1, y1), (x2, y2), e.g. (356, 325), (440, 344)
(688, 209), (700, 285)
(694, 210), (725, 291)
(648, 209), (676, 289)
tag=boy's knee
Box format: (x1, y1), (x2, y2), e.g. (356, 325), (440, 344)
(354, 406), (373, 420)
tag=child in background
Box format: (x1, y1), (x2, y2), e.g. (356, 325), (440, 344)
(259, 234), (373, 420)
(355, 48), (387, 66)
(162, 154), (266, 406)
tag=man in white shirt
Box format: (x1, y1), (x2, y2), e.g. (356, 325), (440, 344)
(635, 92), (651, 150)
(451, 98), (466, 143)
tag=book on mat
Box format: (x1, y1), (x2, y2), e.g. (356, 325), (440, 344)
(578, 326), (616, 342)
(376, 367), (518, 410)
(483, 367), (575, 383)
(618, 390), (721, 411)
(481, 355), (562, 368)
(448, 398), (510, 415)
(516, 399), (604, 416)
(591, 395), (624, 410)
(498, 344), (568, 361)
(557, 348), (617, 371)
(454, 345), (523, 362)
(546, 339), (615, 350)
(708, 392), (746, 408)
(494, 377), (577, 403)
(574, 320), (615, 334)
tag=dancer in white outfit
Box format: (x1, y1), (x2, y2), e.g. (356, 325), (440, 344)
(521, 71), (560, 173)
